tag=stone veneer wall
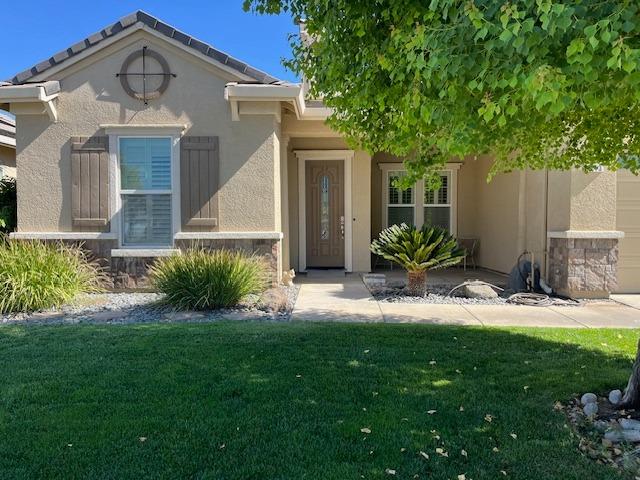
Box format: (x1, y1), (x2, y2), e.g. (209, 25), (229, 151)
(548, 237), (619, 298)
(35, 238), (280, 291)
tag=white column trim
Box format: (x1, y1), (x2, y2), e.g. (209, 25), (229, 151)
(294, 150), (355, 272)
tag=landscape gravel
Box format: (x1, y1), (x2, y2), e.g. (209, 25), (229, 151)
(370, 283), (511, 305)
(0, 285), (300, 326)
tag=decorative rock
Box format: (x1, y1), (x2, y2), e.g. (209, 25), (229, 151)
(605, 430), (640, 443)
(363, 273), (386, 287)
(609, 389), (623, 405)
(619, 418), (640, 431)
(583, 402), (599, 417)
(581, 392), (598, 405)
(462, 284), (498, 300)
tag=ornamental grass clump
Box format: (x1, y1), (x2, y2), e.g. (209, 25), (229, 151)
(150, 249), (268, 310)
(0, 239), (103, 313)
(371, 224), (465, 296)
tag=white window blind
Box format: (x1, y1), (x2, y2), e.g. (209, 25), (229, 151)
(424, 172), (451, 231)
(387, 170), (414, 226)
(120, 138), (172, 246)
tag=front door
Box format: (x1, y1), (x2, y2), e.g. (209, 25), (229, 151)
(305, 160), (345, 268)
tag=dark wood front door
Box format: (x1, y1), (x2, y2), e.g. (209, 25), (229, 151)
(305, 160), (345, 268)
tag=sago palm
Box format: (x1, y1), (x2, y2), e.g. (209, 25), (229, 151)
(370, 224), (465, 296)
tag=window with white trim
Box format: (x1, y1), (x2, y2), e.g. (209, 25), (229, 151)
(387, 170), (414, 226)
(381, 165), (457, 235)
(424, 172), (451, 231)
(119, 137), (172, 246)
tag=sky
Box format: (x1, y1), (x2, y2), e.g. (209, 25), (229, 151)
(1, 0), (299, 82)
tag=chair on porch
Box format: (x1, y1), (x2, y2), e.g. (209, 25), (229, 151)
(458, 238), (478, 271)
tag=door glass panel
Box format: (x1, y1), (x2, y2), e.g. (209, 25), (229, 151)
(320, 175), (330, 240)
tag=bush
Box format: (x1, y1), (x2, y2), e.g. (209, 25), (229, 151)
(0, 239), (103, 313)
(370, 223), (465, 296)
(150, 249), (268, 310)
(0, 177), (17, 233)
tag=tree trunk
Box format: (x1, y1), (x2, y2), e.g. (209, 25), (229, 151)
(406, 270), (427, 297)
(619, 337), (640, 409)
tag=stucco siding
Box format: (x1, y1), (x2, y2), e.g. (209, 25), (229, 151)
(287, 137), (371, 272)
(15, 31), (278, 233)
(616, 169), (640, 292)
(0, 145), (16, 177)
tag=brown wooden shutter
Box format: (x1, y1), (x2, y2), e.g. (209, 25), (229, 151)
(180, 136), (219, 230)
(71, 136), (110, 231)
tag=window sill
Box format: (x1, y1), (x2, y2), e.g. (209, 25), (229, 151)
(110, 248), (180, 258)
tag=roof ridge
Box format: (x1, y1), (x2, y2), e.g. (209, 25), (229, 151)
(9, 10), (282, 85)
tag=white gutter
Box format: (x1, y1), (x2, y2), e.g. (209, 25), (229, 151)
(0, 81), (60, 122)
(224, 82), (332, 121)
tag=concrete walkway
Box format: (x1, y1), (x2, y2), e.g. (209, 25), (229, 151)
(291, 273), (640, 328)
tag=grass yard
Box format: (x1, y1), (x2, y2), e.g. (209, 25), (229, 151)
(0, 322), (637, 479)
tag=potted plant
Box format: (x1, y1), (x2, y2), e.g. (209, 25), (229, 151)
(371, 224), (465, 296)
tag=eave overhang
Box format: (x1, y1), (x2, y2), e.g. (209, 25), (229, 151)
(224, 82), (332, 122)
(0, 81), (61, 122)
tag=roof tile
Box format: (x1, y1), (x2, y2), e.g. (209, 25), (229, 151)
(7, 10), (281, 85)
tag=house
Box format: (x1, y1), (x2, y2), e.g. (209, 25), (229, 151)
(0, 11), (638, 296)
(0, 109), (16, 178)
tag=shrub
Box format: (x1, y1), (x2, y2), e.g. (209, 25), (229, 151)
(0, 177), (17, 233)
(370, 223), (465, 296)
(150, 249), (268, 310)
(0, 239), (103, 313)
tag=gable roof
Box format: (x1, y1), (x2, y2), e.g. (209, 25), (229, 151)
(9, 10), (281, 85)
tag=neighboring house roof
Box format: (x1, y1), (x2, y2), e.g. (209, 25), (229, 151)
(0, 112), (16, 149)
(9, 10), (281, 85)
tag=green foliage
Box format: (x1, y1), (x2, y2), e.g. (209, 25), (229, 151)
(245, 0), (640, 184)
(0, 239), (103, 313)
(150, 249), (268, 310)
(370, 223), (465, 272)
(0, 177), (16, 232)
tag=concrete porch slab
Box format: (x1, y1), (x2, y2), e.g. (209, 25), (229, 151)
(291, 277), (383, 322)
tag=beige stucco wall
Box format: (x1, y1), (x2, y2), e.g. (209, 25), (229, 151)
(0, 145), (16, 177)
(371, 153), (549, 274)
(14, 30), (279, 233)
(285, 137), (371, 272)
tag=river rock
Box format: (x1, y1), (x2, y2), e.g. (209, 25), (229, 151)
(462, 284), (498, 299)
(619, 418), (640, 430)
(605, 430), (640, 443)
(581, 392), (598, 405)
(583, 402), (599, 417)
(609, 389), (623, 405)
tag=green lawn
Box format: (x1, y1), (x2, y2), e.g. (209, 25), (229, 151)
(0, 322), (637, 479)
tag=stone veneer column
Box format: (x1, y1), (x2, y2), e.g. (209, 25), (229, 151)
(548, 234), (621, 298)
(546, 169), (623, 298)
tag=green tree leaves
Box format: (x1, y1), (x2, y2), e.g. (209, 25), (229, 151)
(246, 0), (640, 180)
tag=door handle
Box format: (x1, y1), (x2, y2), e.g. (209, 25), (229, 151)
(340, 216), (345, 239)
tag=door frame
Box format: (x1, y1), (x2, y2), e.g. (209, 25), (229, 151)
(295, 150), (354, 272)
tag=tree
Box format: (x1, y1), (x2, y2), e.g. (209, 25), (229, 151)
(245, 0), (639, 186)
(370, 224), (464, 296)
(245, 0), (640, 405)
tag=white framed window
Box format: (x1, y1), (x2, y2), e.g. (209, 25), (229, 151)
(386, 170), (415, 226)
(380, 163), (458, 235)
(424, 172), (452, 231)
(118, 137), (173, 247)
